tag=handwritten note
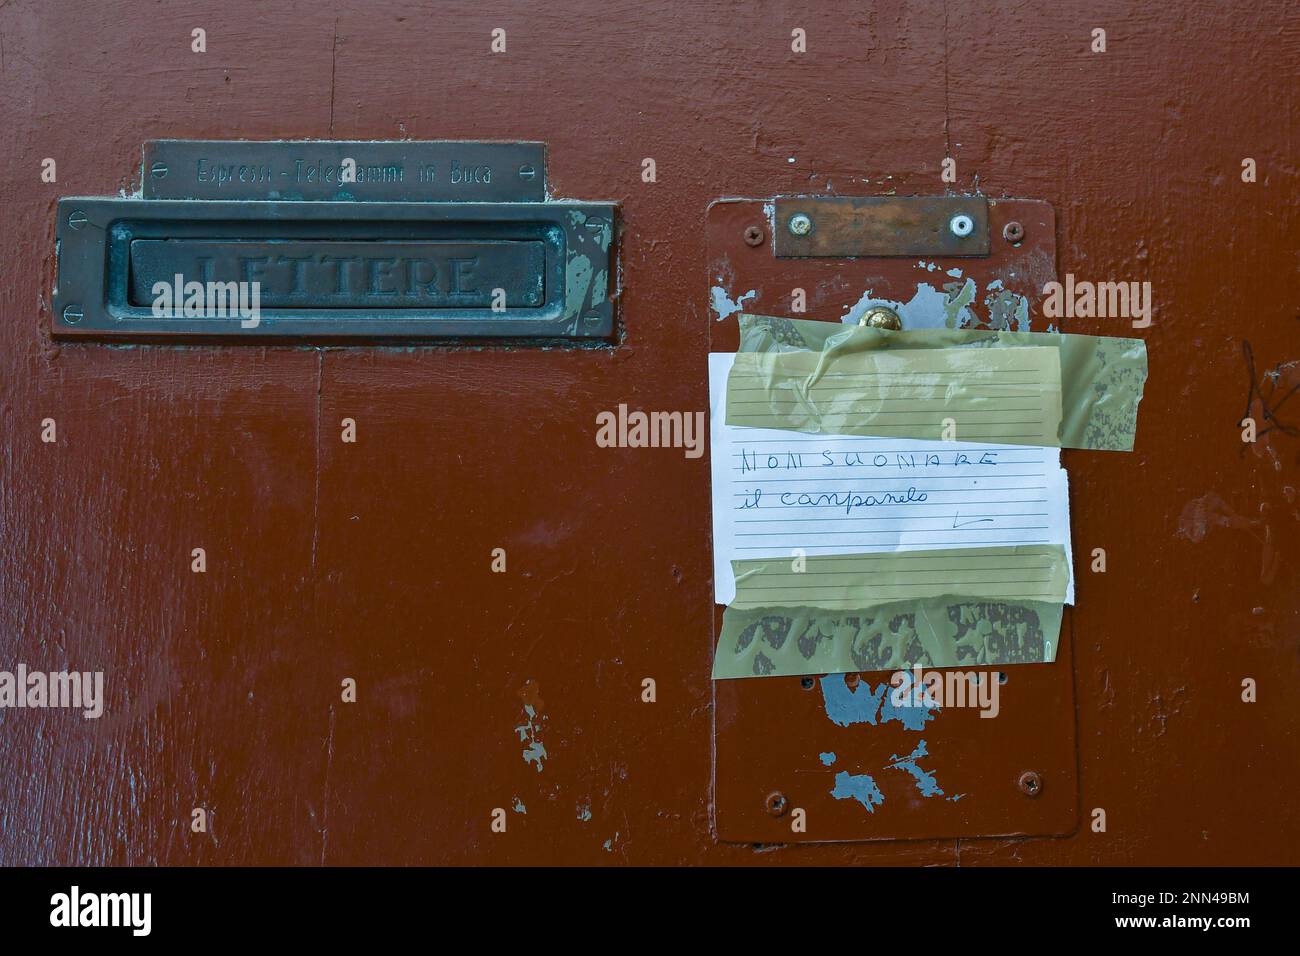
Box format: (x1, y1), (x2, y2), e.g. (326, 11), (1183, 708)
(710, 353), (1074, 606)
(726, 346), (1064, 447)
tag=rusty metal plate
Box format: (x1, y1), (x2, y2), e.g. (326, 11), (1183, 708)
(774, 196), (990, 258)
(708, 197), (1076, 843)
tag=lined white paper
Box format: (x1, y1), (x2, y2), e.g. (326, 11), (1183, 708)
(709, 352), (1074, 606)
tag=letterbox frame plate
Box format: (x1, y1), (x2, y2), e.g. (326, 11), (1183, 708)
(53, 198), (616, 342)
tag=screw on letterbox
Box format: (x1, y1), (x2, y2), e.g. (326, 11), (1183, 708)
(765, 791), (789, 817)
(800, 677), (815, 690)
(743, 224), (765, 247)
(787, 213), (813, 237)
(949, 213), (974, 238)
(66, 210), (88, 231)
(61, 305), (83, 324)
(150, 162), (169, 180)
(844, 672), (861, 690)
(518, 164), (535, 180)
(1018, 771), (1043, 797)
(860, 306), (902, 330)
(1002, 220), (1024, 243)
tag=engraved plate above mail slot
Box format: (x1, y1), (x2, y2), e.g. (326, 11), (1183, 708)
(142, 140), (547, 203)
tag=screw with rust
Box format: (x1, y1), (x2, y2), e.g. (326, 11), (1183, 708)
(765, 791), (789, 817)
(1003, 221), (1025, 243)
(743, 224), (765, 247)
(1018, 770), (1043, 797)
(787, 213), (813, 236)
(860, 306), (902, 330)
(844, 672), (861, 689)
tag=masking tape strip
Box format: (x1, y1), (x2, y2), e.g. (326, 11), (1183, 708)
(727, 346), (1064, 447)
(736, 313), (1148, 452)
(713, 597), (1064, 679)
(729, 545), (1070, 611)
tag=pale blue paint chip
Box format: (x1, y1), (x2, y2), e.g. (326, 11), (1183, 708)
(515, 703), (548, 772)
(831, 771), (885, 812)
(521, 741), (547, 771)
(821, 674), (937, 729)
(820, 674), (887, 726)
(710, 286), (756, 321)
(819, 751), (837, 766)
(878, 684), (938, 730)
(888, 740), (946, 798)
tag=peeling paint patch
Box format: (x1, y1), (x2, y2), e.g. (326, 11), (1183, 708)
(819, 751), (837, 766)
(984, 287), (1032, 332)
(711, 286), (756, 321)
(841, 289), (904, 325)
(840, 282), (966, 331)
(942, 278), (978, 328)
(514, 680), (548, 773)
(602, 831), (620, 852)
(576, 801), (592, 822)
(887, 740), (944, 797)
(885, 740), (965, 801)
(821, 674), (887, 726)
(820, 674), (937, 729)
(831, 771), (885, 812)
(511, 796), (526, 814)
(877, 684), (938, 731)
(565, 254), (594, 321)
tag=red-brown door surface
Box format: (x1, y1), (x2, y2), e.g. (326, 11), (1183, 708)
(1, 0), (1297, 870)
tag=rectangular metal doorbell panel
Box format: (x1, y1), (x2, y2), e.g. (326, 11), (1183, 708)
(53, 141), (616, 342)
(707, 196), (1076, 844)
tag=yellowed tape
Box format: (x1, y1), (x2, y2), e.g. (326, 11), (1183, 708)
(714, 544), (1068, 679)
(736, 313), (1147, 451)
(713, 598), (1065, 679)
(729, 545), (1069, 611)
(727, 346), (1064, 447)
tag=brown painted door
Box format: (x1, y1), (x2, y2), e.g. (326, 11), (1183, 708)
(1, 0), (1296, 865)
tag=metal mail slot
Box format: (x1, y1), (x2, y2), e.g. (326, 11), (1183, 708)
(54, 198), (614, 341)
(127, 239), (547, 309)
